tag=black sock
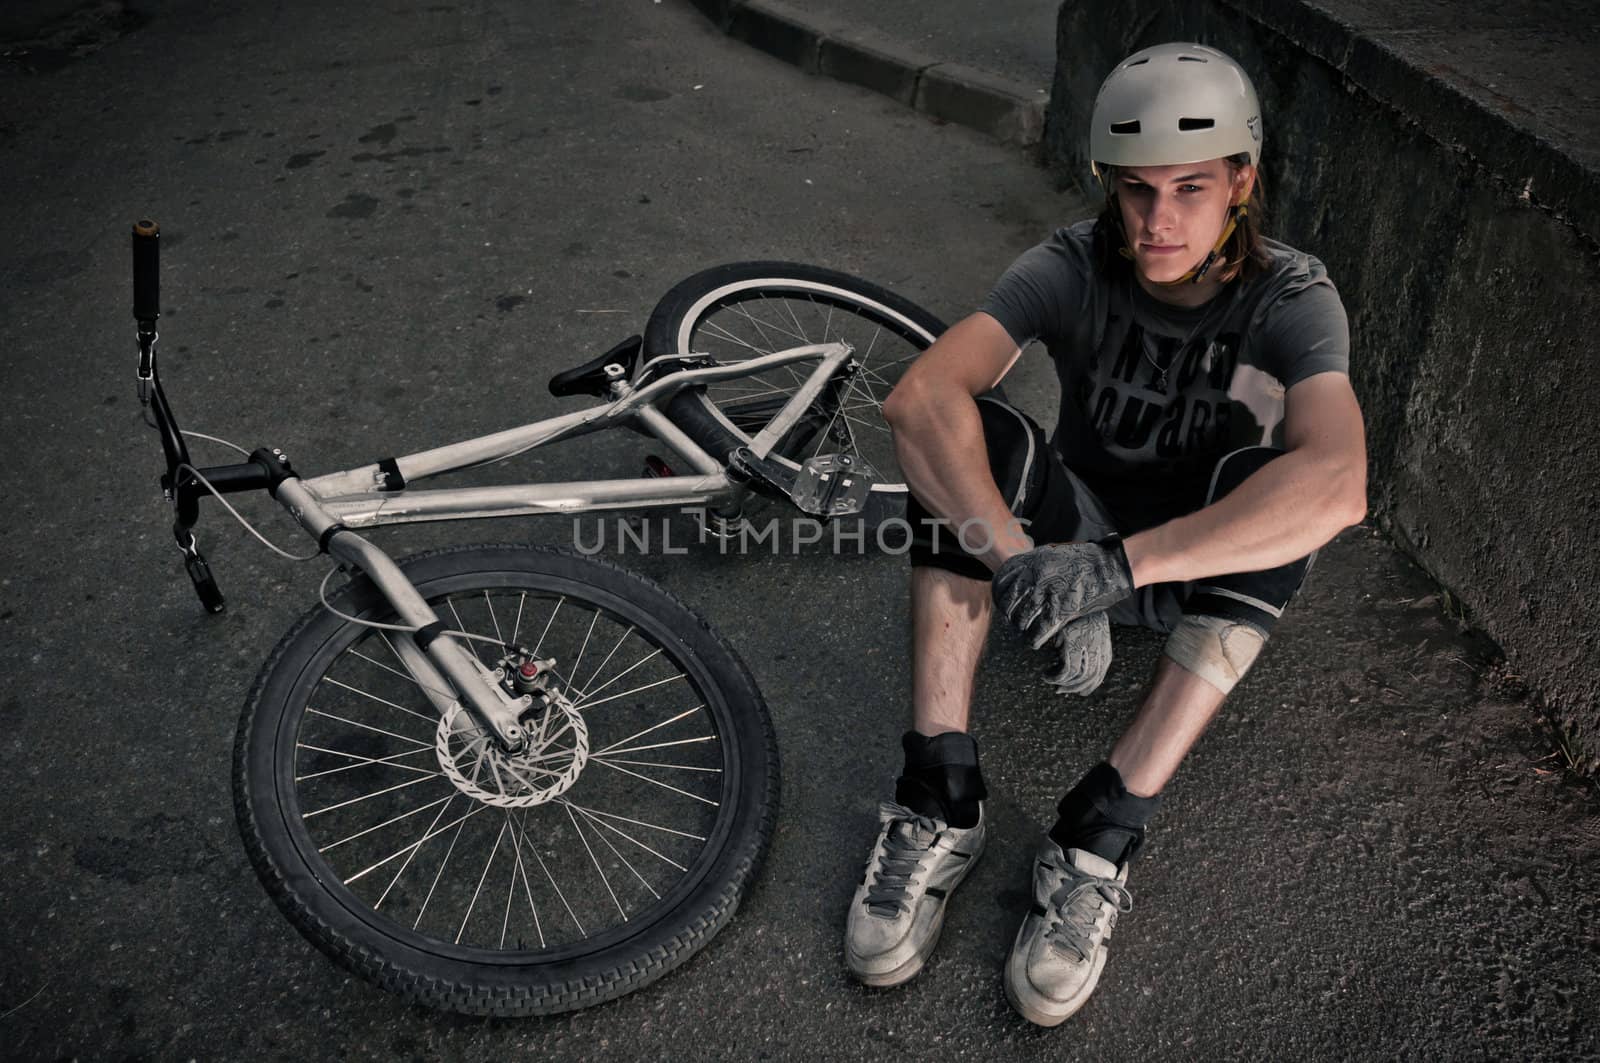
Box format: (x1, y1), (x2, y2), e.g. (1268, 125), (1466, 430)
(894, 730), (986, 829)
(1049, 761), (1162, 866)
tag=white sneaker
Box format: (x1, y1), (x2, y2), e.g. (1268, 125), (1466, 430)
(1004, 840), (1133, 1025)
(844, 800), (986, 986)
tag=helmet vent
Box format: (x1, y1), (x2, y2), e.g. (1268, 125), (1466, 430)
(1109, 121), (1141, 135)
(1178, 55), (1208, 62)
(1178, 117), (1215, 131)
(1126, 58), (1150, 66)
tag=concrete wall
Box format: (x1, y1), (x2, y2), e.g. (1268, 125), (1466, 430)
(1045, 1), (1600, 769)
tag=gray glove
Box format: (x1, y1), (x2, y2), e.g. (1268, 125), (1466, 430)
(1044, 611), (1113, 695)
(993, 536), (1134, 650)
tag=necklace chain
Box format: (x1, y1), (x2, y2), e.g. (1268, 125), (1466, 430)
(1138, 282), (1232, 392)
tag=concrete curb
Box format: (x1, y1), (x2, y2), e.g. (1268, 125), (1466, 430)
(687, 0), (1046, 149)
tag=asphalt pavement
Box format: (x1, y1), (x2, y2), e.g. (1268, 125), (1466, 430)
(1, 1), (1597, 1059)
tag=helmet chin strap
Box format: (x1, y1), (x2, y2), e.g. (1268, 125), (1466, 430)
(1114, 200), (1248, 286)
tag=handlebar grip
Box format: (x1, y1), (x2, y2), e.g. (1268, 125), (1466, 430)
(133, 219), (160, 322)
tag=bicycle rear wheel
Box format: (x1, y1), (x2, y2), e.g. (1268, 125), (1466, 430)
(234, 544), (778, 1016)
(645, 262), (948, 525)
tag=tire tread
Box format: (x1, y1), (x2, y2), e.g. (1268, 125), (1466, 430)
(233, 543), (780, 1016)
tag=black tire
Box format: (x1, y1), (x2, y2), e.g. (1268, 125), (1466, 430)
(233, 544), (778, 1016)
(644, 262), (951, 527)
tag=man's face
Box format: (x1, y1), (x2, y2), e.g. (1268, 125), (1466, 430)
(1113, 159), (1251, 284)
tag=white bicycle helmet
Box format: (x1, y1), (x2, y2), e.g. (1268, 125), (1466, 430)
(1089, 42), (1262, 181)
(1088, 42), (1263, 285)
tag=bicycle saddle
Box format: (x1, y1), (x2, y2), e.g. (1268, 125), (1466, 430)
(548, 334), (642, 398)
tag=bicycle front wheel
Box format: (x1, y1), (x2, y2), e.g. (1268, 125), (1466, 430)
(233, 544), (778, 1016)
(645, 262), (948, 523)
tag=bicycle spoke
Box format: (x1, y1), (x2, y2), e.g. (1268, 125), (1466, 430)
(579, 625), (634, 695)
(341, 798), (488, 886)
(861, 323), (883, 362)
(836, 396), (864, 456)
(306, 707), (432, 750)
(304, 772), (440, 819)
(590, 757), (719, 807)
(707, 379), (801, 402)
(533, 596), (563, 657)
(375, 792), (456, 909)
(414, 810), (472, 928)
(592, 705), (704, 755)
(483, 590), (505, 647)
(563, 802), (707, 841)
(572, 658), (678, 711)
(447, 599), (488, 667)
(704, 316), (798, 379)
(566, 801), (688, 874)
(735, 298), (809, 348)
(844, 361), (887, 410)
(512, 808), (586, 937)
(500, 818), (520, 950)
(569, 609), (601, 691)
(808, 392), (853, 465)
(805, 294), (836, 347)
(597, 756), (721, 774)
(777, 295), (811, 347)
(697, 318), (771, 356)
(356, 643), (431, 690)
(319, 676), (438, 726)
(594, 735), (718, 757)
(566, 802), (627, 921)
(456, 818), (508, 943)
(569, 802), (662, 898)
(504, 810), (546, 948)
(509, 592), (527, 650)
(322, 790), (457, 854)
(296, 742), (438, 782)
(839, 411), (892, 437)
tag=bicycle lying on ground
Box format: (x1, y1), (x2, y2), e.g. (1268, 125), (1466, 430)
(130, 220), (946, 1016)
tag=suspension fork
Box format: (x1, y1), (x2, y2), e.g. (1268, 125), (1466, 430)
(274, 478), (532, 753)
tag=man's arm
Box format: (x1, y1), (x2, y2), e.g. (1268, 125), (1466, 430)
(882, 312), (1036, 571)
(1122, 371), (1368, 587)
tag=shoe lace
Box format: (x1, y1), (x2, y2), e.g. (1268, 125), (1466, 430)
(861, 804), (942, 918)
(1042, 862), (1133, 963)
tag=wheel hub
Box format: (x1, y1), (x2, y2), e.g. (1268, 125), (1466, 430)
(435, 694), (589, 808)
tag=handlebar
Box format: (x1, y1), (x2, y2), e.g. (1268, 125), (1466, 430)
(133, 219), (160, 324)
(133, 216), (289, 613)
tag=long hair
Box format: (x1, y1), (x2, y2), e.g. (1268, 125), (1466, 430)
(1092, 152), (1273, 285)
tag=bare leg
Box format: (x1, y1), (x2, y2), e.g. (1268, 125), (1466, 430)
(908, 566), (993, 736)
(1107, 655), (1230, 796)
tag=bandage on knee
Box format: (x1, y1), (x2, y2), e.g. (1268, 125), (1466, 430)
(1162, 614), (1266, 695)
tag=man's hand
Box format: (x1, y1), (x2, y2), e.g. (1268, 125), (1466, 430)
(992, 537), (1134, 649)
(1044, 611), (1113, 695)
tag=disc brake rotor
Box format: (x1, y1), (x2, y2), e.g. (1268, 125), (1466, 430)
(435, 695), (589, 809)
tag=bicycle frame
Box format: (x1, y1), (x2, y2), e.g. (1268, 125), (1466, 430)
(132, 217), (876, 755)
(301, 341), (854, 527)
(133, 220), (867, 758)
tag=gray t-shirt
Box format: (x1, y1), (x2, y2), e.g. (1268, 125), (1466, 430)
(980, 217), (1350, 530)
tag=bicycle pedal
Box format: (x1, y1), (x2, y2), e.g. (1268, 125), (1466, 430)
(643, 454), (675, 478)
(791, 453), (877, 518)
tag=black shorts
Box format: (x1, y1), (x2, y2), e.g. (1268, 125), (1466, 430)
(905, 396), (1314, 636)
